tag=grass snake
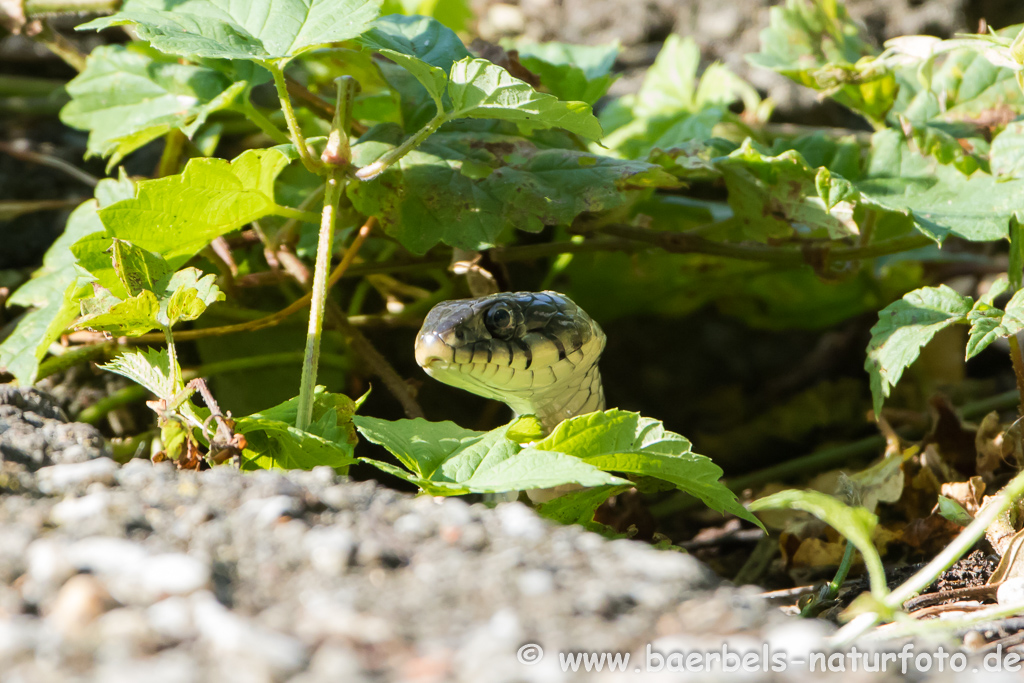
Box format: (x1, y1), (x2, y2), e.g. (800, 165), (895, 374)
(414, 291), (606, 431)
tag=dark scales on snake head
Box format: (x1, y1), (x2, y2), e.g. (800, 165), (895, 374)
(415, 291), (606, 432)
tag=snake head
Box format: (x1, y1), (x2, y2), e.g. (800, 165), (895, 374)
(414, 291), (606, 428)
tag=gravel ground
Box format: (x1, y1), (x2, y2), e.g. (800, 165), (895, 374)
(0, 386), (851, 683)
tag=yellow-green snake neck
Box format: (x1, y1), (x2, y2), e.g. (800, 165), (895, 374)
(414, 291), (605, 431)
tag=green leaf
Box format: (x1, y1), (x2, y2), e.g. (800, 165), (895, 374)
(236, 389), (358, 470)
(936, 495), (974, 526)
(1012, 220), (1024, 292)
(357, 14), (470, 69)
(354, 415), (628, 495)
(600, 36), (756, 159)
(102, 347), (176, 400)
(991, 121), (1024, 180)
(0, 286), (83, 385)
(510, 40), (619, 105)
(9, 201), (104, 308)
(77, 288), (163, 337)
(535, 485), (632, 525)
(447, 58), (602, 140)
(747, 0), (896, 122)
(529, 410), (762, 527)
(348, 129), (677, 253)
(60, 45), (241, 170)
(749, 488), (887, 597)
(162, 268), (225, 326)
(355, 15), (470, 116)
(353, 415), (485, 479)
(864, 284), (972, 416)
(76, 239), (223, 336)
(78, 0), (383, 63)
(717, 139), (860, 241)
(98, 148), (292, 268)
(0, 193), (120, 384)
(857, 129), (1024, 243)
(966, 286), (1024, 359)
(379, 0), (472, 33)
(110, 238), (173, 297)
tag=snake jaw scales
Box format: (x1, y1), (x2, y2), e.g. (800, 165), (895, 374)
(415, 291), (606, 432)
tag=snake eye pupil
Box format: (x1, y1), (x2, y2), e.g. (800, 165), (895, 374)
(485, 304), (515, 339)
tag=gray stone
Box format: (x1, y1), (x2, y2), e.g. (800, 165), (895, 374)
(35, 457), (118, 495)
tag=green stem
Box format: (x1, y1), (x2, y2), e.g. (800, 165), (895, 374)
(832, 467), (1024, 645)
(828, 540), (856, 595)
(156, 128), (186, 178)
(25, 0), (118, 13)
(296, 75), (359, 430)
(799, 540), (856, 617)
(164, 328), (182, 391)
(237, 99), (291, 146)
(1009, 335), (1024, 416)
(0, 75), (66, 97)
(28, 20), (87, 72)
(268, 63), (321, 175)
(355, 112), (449, 180)
(600, 225), (935, 268)
(295, 172), (343, 430)
(274, 206), (322, 224)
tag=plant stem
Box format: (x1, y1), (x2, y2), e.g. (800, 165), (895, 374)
(599, 224), (935, 267)
(295, 174), (342, 431)
(274, 206), (322, 224)
(295, 76), (360, 431)
(0, 140), (98, 187)
(355, 112), (449, 180)
(26, 20), (88, 72)
(1009, 334), (1024, 416)
(237, 98), (292, 146)
(0, 75), (66, 97)
(832, 467), (1024, 645)
(268, 63), (321, 175)
(25, 0), (118, 13)
(156, 128), (187, 178)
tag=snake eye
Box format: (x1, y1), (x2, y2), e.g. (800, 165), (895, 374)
(485, 303), (516, 340)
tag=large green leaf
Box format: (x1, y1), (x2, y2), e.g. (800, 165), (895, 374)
(535, 484), (632, 525)
(76, 240), (224, 337)
(747, 0), (896, 122)
(355, 14), (470, 115)
(237, 390), (358, 470)
(865, 284), (972, 416)
(354, 415), (628, 495)
(97, 149), (293, 268)
(601, 35), (755, 160)
(529, 410), (762, 527)
(348, 129), (677, 253)
(379, 0), (472, 33)
(750, 489), (887, 597)
(78, 0), (382, 63)
(857, 130), (1024, 243)
(447, 58), (602, 140)
(0, 176), (135, 384)
(356, 14), (470, 69)
(966, 282), (1024, 359)
(717, 140), (859, 241)
(510, 40), (619, 105)
(60, 45), (241, 170)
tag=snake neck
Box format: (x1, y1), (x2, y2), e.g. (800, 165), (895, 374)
(509, 363), (605, 434)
